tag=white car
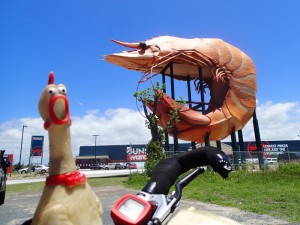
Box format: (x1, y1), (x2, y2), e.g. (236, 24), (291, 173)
(264, 158), (277, 164)
(18, 167), (32, 174)
(33, 165), (49, 173)
(18, 165), (49, 174)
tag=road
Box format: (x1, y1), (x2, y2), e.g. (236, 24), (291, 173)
(1, 186), (136, 225)
(6, 169), (141, 185)
(4, 169), (140, 225)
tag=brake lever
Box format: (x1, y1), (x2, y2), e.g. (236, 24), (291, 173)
(170, 167), (205, 209)
(145, 167), (205, 225)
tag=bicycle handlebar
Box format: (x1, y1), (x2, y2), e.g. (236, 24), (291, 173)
(142, 146), (232, 195)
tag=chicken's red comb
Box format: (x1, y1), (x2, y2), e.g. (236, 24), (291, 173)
(48, 71), (54, 84)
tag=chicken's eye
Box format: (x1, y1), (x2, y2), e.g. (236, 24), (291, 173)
(48, 88), (56, 95)
(58, 85), (67, 95)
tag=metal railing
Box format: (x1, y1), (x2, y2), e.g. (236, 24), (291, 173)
(164, 150), (300, 170)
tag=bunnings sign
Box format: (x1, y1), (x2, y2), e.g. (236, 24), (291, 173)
(126, 146), (147, 161)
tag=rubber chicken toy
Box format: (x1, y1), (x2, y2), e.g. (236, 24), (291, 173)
(27, 72), (103, 225)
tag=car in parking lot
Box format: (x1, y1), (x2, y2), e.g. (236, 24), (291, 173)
(264, 158), (278, 164)
(278, 152), (300, 163)
(127, 163), (137, 169)
(90, 164), (109, 170)
(18, 165), (49, 174)
(0, 150), (7, 205)
(108, 163), (127, 170)
(18, 167), (32, 174)
(34, 165), (49, 173)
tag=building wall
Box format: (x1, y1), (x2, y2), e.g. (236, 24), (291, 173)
(79, 143), (192, 162)
(79, 140), (300, 162)
(223, 140), (300, 158)
(75, 157), (109, 169)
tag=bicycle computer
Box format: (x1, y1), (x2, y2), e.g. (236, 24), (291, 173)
(111, 194), (153, 225)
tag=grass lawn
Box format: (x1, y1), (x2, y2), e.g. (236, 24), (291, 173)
(185, 169), (300, 222)
(126, 163), (300, 223)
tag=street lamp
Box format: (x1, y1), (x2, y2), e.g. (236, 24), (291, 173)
(19, 125), (27, 166)
(93, 135), (99, 165)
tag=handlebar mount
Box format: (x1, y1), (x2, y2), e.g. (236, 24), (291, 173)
(111, 146), (232, 225)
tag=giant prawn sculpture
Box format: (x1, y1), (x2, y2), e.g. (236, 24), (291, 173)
(24, 72), (103, 225)
(105, 36), (256, 142)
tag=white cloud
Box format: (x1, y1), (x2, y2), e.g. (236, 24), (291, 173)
(1, 101), (300, 165)
(0, 108), (151, 165)
(235, 101), (300, 141)
(0, 118), (48, 165)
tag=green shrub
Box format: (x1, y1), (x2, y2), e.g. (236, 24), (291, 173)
(277, 163), (300, 175)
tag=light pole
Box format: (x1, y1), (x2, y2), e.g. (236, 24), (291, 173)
(19, 125), (27, 166)
(129, 142), (132, 175)
(93, 135), (99, 165)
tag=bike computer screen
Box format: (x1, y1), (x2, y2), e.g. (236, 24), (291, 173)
(111, 194), (153, 225)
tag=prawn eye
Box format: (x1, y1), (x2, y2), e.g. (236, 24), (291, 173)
(139, 42), (147, 49)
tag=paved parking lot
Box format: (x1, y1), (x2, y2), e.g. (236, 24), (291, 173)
(1, 186), (135, 225)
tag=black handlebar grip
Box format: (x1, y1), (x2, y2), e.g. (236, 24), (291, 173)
(142, 146), (232, 195)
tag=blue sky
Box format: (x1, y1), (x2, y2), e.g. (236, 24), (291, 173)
(1, 1), (300, 164)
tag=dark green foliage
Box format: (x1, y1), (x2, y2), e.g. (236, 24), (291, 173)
(134, 82), (184, 176)
(144, 140), (166, 177)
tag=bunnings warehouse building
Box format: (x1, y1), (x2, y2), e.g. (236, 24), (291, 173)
(76, 144), (191, 169)
(75, 140), (300, 169)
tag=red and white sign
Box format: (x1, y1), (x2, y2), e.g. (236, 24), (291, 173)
(126, 147), (147, 161)
(247, 141), (271, 158)
(3, 154), (13, 173)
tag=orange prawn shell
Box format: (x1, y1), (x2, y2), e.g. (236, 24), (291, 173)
(107, 36), (257, 142)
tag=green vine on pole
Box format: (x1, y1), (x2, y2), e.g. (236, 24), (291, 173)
(134, 82), (186, 176)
